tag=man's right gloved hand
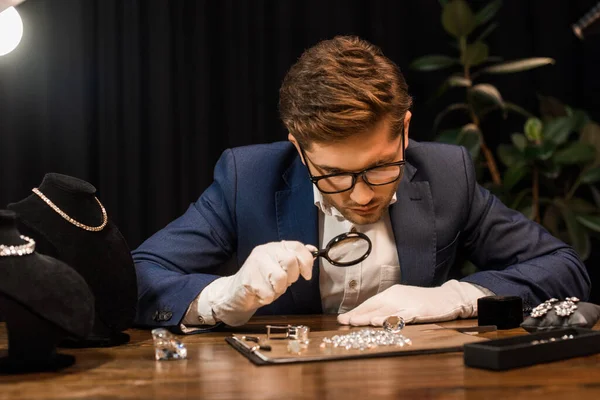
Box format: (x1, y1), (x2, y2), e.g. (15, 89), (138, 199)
(201, 241), (316, 326)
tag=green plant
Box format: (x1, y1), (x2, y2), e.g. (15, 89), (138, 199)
(410, 0), (600, 261)
(410, 0), (554, 186)
(496, 97), (600, 260)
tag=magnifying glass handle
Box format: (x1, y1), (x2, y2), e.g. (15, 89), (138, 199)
(310, 249), (327, 258)
(305, 244), (320, 258)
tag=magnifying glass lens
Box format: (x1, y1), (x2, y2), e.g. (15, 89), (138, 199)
(310, 231), (372, 267)
(327, 236), (370, 264)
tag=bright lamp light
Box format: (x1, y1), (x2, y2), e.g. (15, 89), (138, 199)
(0, 6), (23, 56)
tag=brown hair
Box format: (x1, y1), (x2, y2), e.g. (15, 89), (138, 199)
(279, 35), (412, 149)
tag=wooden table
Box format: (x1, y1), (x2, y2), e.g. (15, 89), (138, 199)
(1, 316), (600, 399)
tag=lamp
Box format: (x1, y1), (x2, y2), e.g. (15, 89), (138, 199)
(0, 0), (25, 56)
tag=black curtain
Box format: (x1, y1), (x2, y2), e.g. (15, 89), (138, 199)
(1, 1), (599, 261)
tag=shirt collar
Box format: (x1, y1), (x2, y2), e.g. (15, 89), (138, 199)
(312, 185), (397, 219)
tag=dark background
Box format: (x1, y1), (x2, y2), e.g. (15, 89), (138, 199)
(1, 0), (599, 297)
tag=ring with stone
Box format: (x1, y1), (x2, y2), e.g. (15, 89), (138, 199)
(266, 324), (310, 342)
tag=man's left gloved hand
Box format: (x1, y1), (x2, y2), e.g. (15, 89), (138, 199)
(337, 280), (486, 326)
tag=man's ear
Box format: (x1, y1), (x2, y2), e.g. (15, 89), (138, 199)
(288, 133), (306, 165)
(403, 111), (412, 150)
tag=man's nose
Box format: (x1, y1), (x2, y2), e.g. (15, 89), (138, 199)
(349, 178), (374, 205)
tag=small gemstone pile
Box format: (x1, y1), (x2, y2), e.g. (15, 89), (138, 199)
(320, 328), (412, 351)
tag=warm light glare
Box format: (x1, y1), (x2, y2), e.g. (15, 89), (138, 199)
(0, 6), (23, 56)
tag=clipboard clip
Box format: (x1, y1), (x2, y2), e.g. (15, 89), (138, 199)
(241, 335), (271, 351)
(230, 335), (272, 353)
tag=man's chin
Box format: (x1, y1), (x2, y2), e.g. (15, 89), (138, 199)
(343, 207), (385, 225)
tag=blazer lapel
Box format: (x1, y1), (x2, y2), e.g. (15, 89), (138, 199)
(390, 161), (437, 287)
(275, 156), (322, 313)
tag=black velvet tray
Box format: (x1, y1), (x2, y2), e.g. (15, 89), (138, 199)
(463, 327), (600, 370)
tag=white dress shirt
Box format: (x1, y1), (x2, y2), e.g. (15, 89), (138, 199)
(314, 186), (401, 314)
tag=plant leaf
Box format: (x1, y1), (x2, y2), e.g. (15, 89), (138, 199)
(538, 161), (561, 179)
(429, 75), (473, 104)
(479, 57), (555, 74)
(553, 143), (596, 165)
(580, 122), (600, 167)
(543, 116), (578, 145)
(504, 102), (534, 119)
(575, 215), (600, 233)
(523, 141), (556, 161)
(410, 55), (460, 71)
(555, 199), (591, 260)
(497, 144), (525, 166)
(468, 84), (503, 116)
(524, 118), (543, 142)
(570, 109), (591, 132)
(433, 103), (470, 133)
(461, 42), (489, 67)
(447, 75), (472, 87)
(458, 123), (482, 159)
(504, 164), (529, 191)
(580, 166), (600, 184)
(511, 133), (527, 151)
(474, 0), (502, 26)
(442, 0), (476, 38)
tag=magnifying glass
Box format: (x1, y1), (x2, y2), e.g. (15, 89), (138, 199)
(310, 231), (372, 267)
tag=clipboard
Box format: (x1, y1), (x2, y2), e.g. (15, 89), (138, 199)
(225, 323), (489, 365)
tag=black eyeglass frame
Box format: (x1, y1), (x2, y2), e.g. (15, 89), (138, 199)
(299, 128), (406, 194)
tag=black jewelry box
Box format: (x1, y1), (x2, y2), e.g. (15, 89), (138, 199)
(463, 327), (600, 370)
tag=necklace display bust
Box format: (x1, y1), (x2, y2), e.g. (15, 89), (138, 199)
(8, 173), (137, 347)
(0, 210), (94, 373)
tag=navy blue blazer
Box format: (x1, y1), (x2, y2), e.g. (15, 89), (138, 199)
(133, 140), (591, 327)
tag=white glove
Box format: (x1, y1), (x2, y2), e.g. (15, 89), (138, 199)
(337, 280), (486, 326)
(201, 241), (316, 326)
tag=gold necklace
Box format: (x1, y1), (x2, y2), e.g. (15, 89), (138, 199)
(32, 188), (108, 232)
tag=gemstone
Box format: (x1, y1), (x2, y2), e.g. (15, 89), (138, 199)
(566, 297), (580, 302)
(383, 316), (405, 333)
(151, 328), (187, 361)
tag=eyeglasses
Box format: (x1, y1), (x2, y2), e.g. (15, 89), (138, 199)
(300, 132), (405, 194)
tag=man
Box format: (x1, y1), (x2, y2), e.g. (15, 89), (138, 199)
(133, 36), (590, 332)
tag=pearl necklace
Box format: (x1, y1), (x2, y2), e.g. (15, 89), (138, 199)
(32, 188), (108, 232)
(0, 235), (36, 257)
